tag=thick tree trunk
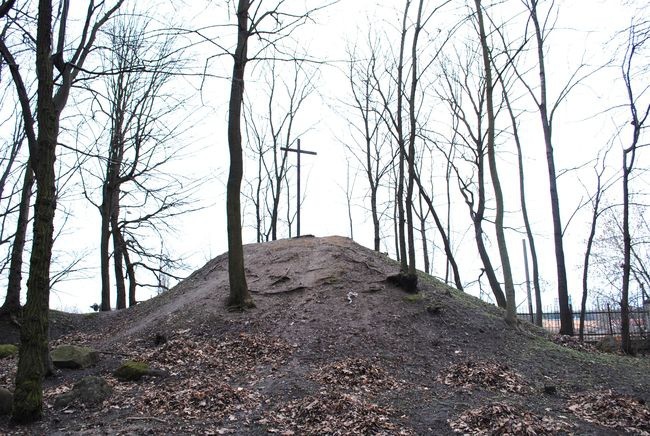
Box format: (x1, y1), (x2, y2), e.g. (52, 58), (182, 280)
(12, 0), (57, 422)
(226, 0), (253, 310)
(1, 163), (33, 315)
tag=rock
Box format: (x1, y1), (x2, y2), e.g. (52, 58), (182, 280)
(51, 345), (99, 369)
(114, 360), (151, 381)
(54, 376), (112, 409)
(596, 336), (619, 353)
(0, 387), (12, 415)
(0, 344), (18, 359)
(543, 385), (557, 395)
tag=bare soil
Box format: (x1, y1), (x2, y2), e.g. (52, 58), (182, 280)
(1, 236), (649, 435)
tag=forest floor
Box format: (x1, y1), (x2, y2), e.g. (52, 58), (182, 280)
(1, 236), (649, 435)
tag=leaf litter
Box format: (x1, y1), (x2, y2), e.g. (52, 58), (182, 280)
(568, 389), (650, 435)
(437, 359), (528, 393)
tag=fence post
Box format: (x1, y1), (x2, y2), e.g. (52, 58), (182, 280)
(607, 303), (614, 336)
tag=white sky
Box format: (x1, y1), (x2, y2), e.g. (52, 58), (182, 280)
(1, 0), (646, 314)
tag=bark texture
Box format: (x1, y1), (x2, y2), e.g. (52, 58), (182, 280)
(226, 0), (253, 309)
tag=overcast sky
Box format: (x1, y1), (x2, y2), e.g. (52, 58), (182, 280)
(1, 0), (646, 314)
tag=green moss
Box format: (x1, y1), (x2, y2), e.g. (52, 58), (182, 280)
(11, 379), (43, 423)
(526, 336), (650, 372)
(403, 293), (425, 303)
(114, 360), (150, 381)
(0, 344), (18, 359)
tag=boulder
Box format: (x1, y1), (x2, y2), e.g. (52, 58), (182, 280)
(114, 360), (151, 381)
(51, 345), (99, 369)
(0, 387), (12, 415)
(54, 376), (112, 409)
(0, 344), (18, 359)
(596, 336), (619, 353)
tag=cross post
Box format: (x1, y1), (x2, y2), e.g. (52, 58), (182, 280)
(280, 139), (317, 237)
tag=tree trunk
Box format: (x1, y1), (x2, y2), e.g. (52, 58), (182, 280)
(474, 216), (507, 308)
(529, 0), (573, 335)
(1, 162), (33, 315)
(476, 0), (516, 324)
(99, 191), (111, 311)
(414, 173), (464, 292)
(621, 149), (634, 354)
(396, 0), (410, 275)
(371, 184), (380, 251)
(580, 195), (600, 340)
(12, 0), (57, 422)
(505, 91), (543, 327)
(112, 202), (126, 310)
(119, 231), (137, 307)
(226, 0), (253, 310)
(418, 194), (430, 275)
(403, 0), (424, 290)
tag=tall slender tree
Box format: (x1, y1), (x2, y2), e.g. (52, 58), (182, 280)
(475, 0), (516, 323)
(524, 0), (573, 335)
(620, 20), (649, 354)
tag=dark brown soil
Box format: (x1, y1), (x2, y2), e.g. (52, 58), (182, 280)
(1, 236), (649, 435)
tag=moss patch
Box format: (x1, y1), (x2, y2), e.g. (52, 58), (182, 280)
(114, 360), (151, 381)
(403, 293), (425, 303)
(0, 344), (18, 358)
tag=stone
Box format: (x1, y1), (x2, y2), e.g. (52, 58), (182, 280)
(54, 376), (112, 409)
(596, 336), (619, 353)
(543, 385), (557, 395)
(114, 360), (151, 381)
(0, 344), (18, 359)
(0, 387), (12, 415)
(51, 345), (99, 369)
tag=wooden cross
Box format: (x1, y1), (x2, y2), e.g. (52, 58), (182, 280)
(281, 139), (317, 237)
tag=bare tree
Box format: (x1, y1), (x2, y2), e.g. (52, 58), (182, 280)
(502, 89), (543, 326)
(578, 150), (614, 340)
(436, 47), (506, 307)
(475, 0), (516, 323)
(244, 60), (315, 242)
(223, 0), (332, 309)
(521, 0), (575, 335)
(620, 19), (649, 353)
(344, 39), (392, 251)
(0, 118), (30, 316)
(78, 13), (193, 311)
(1, 0), (125, 422)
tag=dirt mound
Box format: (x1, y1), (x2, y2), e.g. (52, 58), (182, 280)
(1, 236), (649, 435)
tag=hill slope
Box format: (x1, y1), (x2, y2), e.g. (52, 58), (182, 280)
(1, 236), (649, 435)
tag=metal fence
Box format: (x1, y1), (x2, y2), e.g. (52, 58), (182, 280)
(517, 304), (650, 340)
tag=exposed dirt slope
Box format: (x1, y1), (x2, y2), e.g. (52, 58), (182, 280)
(1, 236), (649, 435)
